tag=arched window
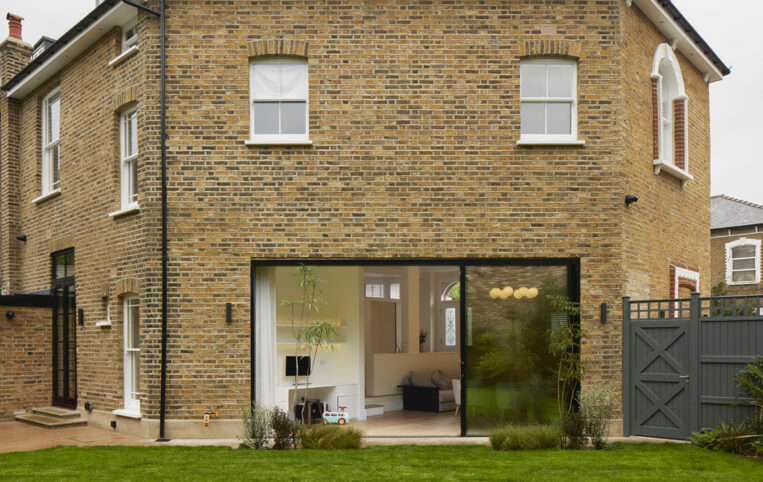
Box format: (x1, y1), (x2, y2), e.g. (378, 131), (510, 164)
(651, 44), (691, 186)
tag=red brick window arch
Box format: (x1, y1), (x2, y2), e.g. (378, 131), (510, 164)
(651, 44), (691, 186)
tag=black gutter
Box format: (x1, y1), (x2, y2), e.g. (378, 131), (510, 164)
(657, 0), (730, 76)
(1, 0), (121, 92)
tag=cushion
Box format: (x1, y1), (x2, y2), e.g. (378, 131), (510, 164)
(431, 369), (452, 390)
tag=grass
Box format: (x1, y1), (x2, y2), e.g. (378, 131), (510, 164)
(0, 444), (761, 481)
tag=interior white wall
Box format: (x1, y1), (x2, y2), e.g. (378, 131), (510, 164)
(274, 266), (363, 390)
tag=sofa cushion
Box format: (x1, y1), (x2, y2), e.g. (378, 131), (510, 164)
(431, 369), (452, 390)
(438, 389), (455, 403)
(412, 371), (436, 387)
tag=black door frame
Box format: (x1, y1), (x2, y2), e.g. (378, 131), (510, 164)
(250, 258), (580, 436)
(52, 249), (76, 409)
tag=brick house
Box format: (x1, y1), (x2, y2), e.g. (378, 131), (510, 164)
(0, 0), (728, 439)
(710, 195), (763, 296)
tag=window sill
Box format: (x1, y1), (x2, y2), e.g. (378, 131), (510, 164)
(109, 204), (140, 218)
(653, 160), (693, 188)
(112, 408), (141, 419)
(95, 320), (112, 328)
(727, 280), (760, 286)
(32, 189), (61, 205)
(245, 137), (312, 146)
(108, 46), (139, 67)
(516, 138), (585, 146)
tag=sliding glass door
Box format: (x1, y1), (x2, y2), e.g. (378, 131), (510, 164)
(463, 264), (573, 435)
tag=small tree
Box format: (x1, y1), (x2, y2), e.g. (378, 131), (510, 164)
(546, 295), (584, 419)
(281, 265), (337, 423)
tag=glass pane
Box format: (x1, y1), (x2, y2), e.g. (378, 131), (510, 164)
(445, 307), (456, 346)
(733, 259), (755, 271)
(547, 64), (573, 98)
(389, 282), (400, 300)
(365, 283), (384, 298)
(521, 63), (546, 98)
(130, 302), (140, 349)
(129, 159), (138, 203)
(733, 271), (755, 283)
(547, 103), (572, 135)
(54, 254), (66, 279)
(253, 64), (280, 99)
(51, 145), (60, 189)
(280, 63), (307, 99)
(68, 288), (77, 397)
(520, 102), (545, 135)
(662, 123), (672, 160)
(281, 102), (306, 135)
(48, 96), (60, 142)
(254, 102), (279, 134)
(131, 351), (140, 399)
(128, 111), (138, 157)
(732, 245), (756, 259)
(65, 251), (74, 277)
(465, 265), (569, 435)
(55, 287), (65, 397)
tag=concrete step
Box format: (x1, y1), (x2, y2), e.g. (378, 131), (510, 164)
(365, 404), (384, 417)
(15, 412), (87, 429)
(32, 407), (81, 419)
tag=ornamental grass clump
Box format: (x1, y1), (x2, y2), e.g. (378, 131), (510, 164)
(299, 425), (364, 450)
(579, 386), (616, 449)
(240, 403), (270, 449)
(489, 425), (561, 451)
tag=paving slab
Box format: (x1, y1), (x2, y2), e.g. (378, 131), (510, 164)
(0, 421), (150, 454)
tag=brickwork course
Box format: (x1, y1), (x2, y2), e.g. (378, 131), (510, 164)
(0, 0), (727, 438)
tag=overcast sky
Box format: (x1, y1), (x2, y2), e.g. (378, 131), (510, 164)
(3, 1), (761, 205)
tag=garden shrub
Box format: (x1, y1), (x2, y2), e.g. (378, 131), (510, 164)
(690, 422), (759, 456)
(299, 425), (364, 449)
(240, 403), (270, 449)
(579, 386), (616, 449)
(560, 412), (586, 449)
(270, 407), (300, 450)
(489, 424), (561, 451)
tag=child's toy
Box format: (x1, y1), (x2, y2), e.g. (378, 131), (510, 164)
(322, 406), (349, 425)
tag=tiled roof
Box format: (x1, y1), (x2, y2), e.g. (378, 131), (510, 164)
(710, 195), (763, 230)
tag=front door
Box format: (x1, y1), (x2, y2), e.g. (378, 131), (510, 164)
(52, 250), (76, 408)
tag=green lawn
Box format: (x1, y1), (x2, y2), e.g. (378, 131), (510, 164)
(0, 444), (760, 481)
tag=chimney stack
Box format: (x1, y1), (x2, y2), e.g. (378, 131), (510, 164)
(6, 13), (23, 41)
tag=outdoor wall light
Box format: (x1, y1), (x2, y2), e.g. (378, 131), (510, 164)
(15, 234), (27, 242)
(625, 194), (639, 206)
(6, 310), (15, 319)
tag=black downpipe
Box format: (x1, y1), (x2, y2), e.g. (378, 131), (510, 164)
(158, 0), (169, 442)
(124, 0), (168, 441)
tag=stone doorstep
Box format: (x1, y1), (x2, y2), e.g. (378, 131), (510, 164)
(32, 407), (81, 419)
(15, 407), (87, 429)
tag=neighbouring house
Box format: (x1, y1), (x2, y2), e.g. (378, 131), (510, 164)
(0, 0), (729, 439)
(711, 195), (763, 295)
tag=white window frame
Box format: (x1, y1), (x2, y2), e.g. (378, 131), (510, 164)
(120, 106), (139, 210)
(247, 57), (311, 146)
(518, 58), (583, 146)
(122, 17), (138, 52)
(651, 43), (692, 185)
(123, 296), (140, 413)
(726, 238), (761, 285)
(41, 88), (61, 196)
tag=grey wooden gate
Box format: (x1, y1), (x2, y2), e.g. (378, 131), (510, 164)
(623, 293), (763, 439)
